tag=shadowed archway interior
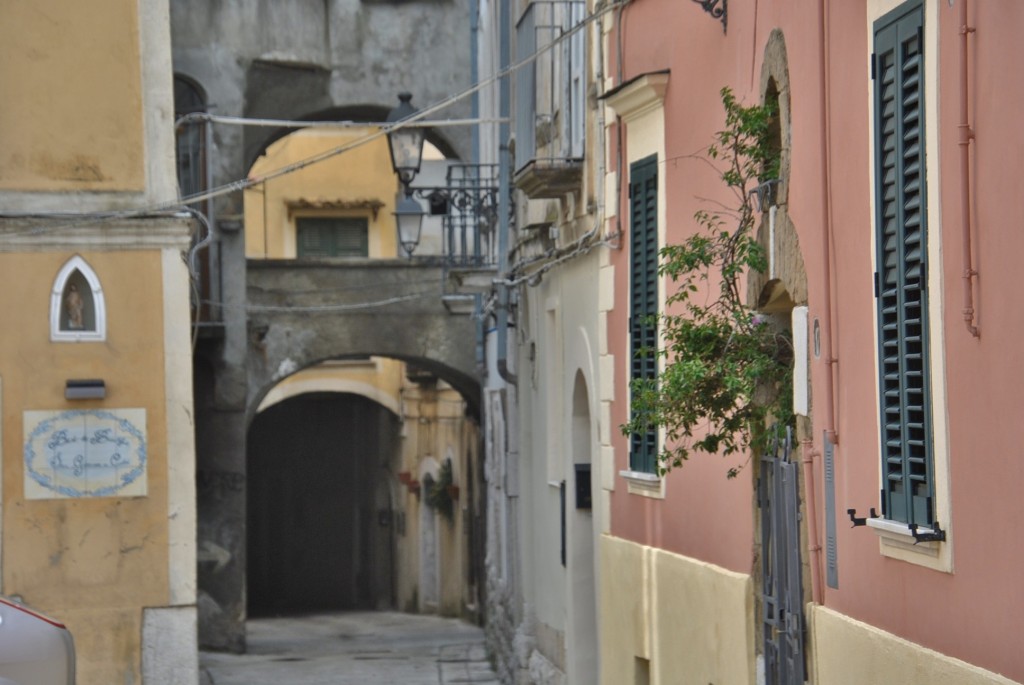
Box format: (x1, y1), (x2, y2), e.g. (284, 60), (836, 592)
(246, 392), (400, 616)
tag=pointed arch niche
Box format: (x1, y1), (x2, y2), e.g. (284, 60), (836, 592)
(50, 256), (106, 342)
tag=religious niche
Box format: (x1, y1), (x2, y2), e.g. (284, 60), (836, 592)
(50, 255), (106, 341)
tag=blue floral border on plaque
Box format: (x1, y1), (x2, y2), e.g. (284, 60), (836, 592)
(24, 409), (147, 498)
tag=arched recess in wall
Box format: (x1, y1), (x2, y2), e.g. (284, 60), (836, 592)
(748, 29), (808, 316)
(750, 29), (813, 685)
(568, 369), (599, 684)
(173, 74), (208, 201)
(50, 255), (106, 342)
(418, 455), (442, 612)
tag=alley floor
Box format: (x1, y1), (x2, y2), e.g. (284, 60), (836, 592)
(199, 611), (499, 685)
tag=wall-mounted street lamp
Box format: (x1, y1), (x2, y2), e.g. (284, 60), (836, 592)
(386, 92), (500, 264)
(393, 193), (426, 257)
(387, 93), (426, 257)
(386, 93), (426, 191)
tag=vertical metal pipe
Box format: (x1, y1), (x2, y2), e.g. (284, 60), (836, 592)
(801, 440), (823, 605)
(818, 0), (837, 445)
(959, 0), (980, 337)
(496, 0), (517, 385)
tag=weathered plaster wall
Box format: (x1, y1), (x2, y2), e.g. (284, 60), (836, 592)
(0, 224), (196, 684)
(510, 247), (603, 685)
(0, 0), (143, 192)
(397, 379), (480, 618)
(246, 260), (480, 412)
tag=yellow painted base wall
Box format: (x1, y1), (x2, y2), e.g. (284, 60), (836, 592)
(599, 534), (755, 685)
(811, 606), (1020, 685)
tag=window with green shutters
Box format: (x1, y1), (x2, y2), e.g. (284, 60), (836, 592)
(296, 217), (369, 258)
(872, 0), (934, 527)
(629, 155), (659, 474)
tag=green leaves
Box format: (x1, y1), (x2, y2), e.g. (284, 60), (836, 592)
(622, 87), (789, 477)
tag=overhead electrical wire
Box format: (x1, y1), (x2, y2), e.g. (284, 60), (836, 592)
(1, 0), (623, 236)
(4, 0), (629, 318)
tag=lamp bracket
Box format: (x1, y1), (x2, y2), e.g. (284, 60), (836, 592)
(691, 0), (727, 33)
(408, 186), (499, 221)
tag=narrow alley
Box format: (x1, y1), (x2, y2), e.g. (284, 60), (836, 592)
(200, 612), (498, 685)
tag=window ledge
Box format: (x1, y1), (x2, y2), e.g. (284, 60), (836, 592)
(619, 470), (664, 499)
(868, 516), (937, 557)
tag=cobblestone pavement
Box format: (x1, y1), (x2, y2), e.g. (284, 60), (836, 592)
(200, 611), (498, 685)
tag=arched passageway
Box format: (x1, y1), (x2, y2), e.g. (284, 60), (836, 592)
(246, 392), (400, 616)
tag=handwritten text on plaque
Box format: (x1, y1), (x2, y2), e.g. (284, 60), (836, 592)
(24, 409), (147, 499)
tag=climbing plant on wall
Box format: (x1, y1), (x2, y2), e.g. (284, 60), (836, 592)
(622, 87), (792, 477)
(425, 459), (456, 521)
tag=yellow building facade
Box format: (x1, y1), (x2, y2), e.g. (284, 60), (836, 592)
(244, 127), (401, 260)
(0, 1), (198, 683)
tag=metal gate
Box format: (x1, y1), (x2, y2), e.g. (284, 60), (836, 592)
(759, 427), (805, 684)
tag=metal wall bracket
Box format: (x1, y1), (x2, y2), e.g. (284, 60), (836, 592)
(690, 0), (727, 33)
(909, 522), (946, 544)
(846, 507), (877, 527)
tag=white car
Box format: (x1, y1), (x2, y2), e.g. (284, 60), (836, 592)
(0, 596), (75, 684)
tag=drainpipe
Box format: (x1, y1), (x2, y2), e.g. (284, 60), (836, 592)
(470, 0), (480, 163)
(801, 440), (824, 605)
(496, 0), (517, 385)
(818, 0), (837, 446)
(959, 0), (980, 338)
(799, 0), (835, 612)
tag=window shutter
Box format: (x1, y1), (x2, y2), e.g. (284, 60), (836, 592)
(297, 218), (369, 258)
(514, 7), (537, 170)
(629, 155), (658, 473)
(873, 1), (933, 526)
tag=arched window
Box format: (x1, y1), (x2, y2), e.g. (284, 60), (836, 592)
(174, 75), (208, 202)
(50, 256), (106, 342)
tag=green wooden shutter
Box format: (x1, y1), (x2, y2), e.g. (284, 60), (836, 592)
(297, 218), (369, 258)
(873, 0), (933, 526)
(629, 155), (658, 473)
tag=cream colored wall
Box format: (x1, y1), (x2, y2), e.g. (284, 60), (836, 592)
(0, 0), (144, 192)
(811, 606), (1018, 685)
(599, 534), (755, 685)
(0, 233), (194, 684)
(258, 358), (405, 415)
(244, 128), (400, 259)
(396, 378), (475, 618)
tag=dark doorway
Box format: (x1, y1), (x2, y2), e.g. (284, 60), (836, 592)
(246, 392), (400, 616)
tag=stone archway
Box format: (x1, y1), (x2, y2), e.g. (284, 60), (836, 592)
(246, 391), (401, 616)
(245, 348), (481, 621)
(171, 0), (480, 650)
(246, 260), (481, 421)
(749, 29), (815, 685)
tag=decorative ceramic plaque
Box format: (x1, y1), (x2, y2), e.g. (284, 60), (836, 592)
(23, 409), (147, 499)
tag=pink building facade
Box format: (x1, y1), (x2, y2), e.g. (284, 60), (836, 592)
(598, 1), (1024, 683)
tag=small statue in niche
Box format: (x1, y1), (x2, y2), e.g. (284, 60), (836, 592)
(65, 283), (84, 329)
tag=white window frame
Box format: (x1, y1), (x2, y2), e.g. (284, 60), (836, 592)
(866, 0), (952, 572)
(603, 72), (669, 499)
